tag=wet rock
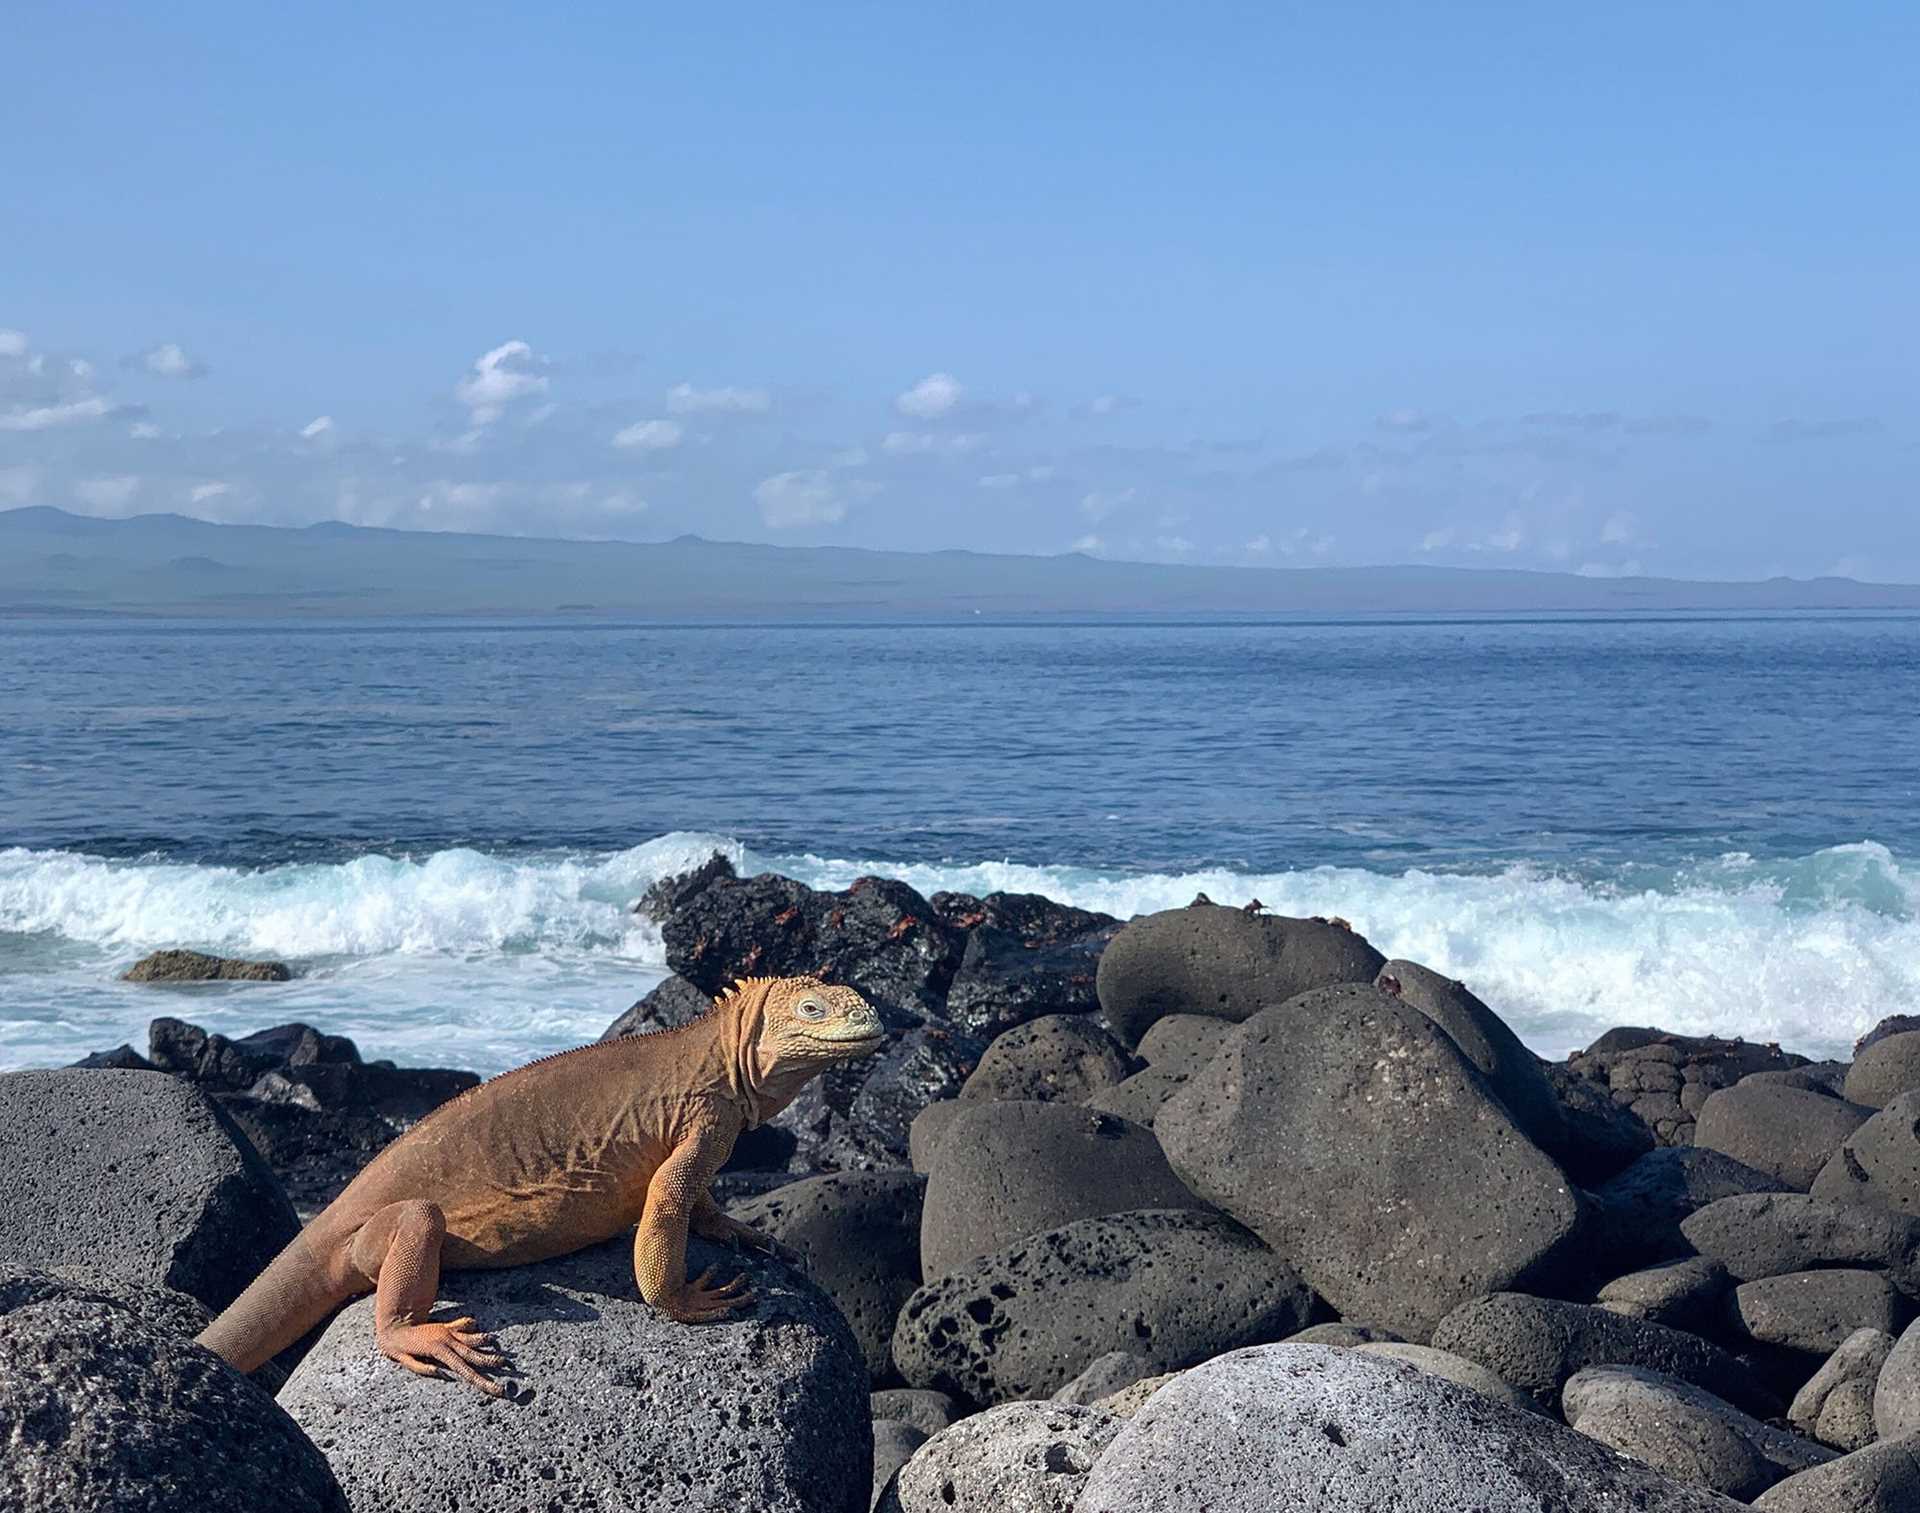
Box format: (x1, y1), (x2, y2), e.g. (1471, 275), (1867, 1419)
(1814, 1090), (1920, 1217)
(869, 1388), (959, 1439)
(1356, 1341), (1538, 1411)
(1158, 986), (1586, 1339)
(1680, 1194), (1920, 1293)
(0, 1269), (346, 1513)
(1050, 1350), (1156, 1405)
(1846, 1033), (1920, 1109)
(1589, 1145), (1789, 1266)
(918, 1101), (1206, 1281)
(0, 1068), (298, 1314)
(1790, 1327), (1894, 1451)
(664, 871), (965, 1019)
(279, 1234), (870, 1513)
(1692, 1082), (1872, 1190)
(123, 948), (292, 982)
(1730, 1270), (1911, 1365)
(1075, 1343), (1748, 1513)
(1094, 904), (1385, 1046)
(730, 1169), (925, 1382)
(1595, 1256), (1733, 1330)
(1564, 1029), (1807, 1148)
(956, 1014), (1132, 1104)
(1752, 1435), (1920, 1512)
(599, 973), (713, 1039)
(1562, 1365), (1834, 1500)
(633, 850), (735, 922)
(875, 1400), (1121, 1513)
(871, 1421), (927, 1511)
(70, 1043), (155, 1070)
(940, 896), (1121, 1037)
(1540, 1060), (1656, 1185)
(1430, 1292), (1778, 1417)
(893, 1208), (1317, 1406)
(1375, 960), (1566, 1153)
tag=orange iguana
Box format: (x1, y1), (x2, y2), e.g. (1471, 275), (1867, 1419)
(198, 976), (886, 1396)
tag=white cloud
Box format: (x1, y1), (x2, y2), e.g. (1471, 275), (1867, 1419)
(1070, 534), (1104, 554)
(1079, 487), (1134, 521)
(128, 421), (163, 439)
(881, 430), (983, 456)
(1600, 510), (1637, 545)
(0, 395), (114, 431)
(301, 415), (335, 439)
(611, 418), (684, 451)
(136, 342), (205, 380)
(755, 470), (846, 528)
(1419, 527), (1456, 552)
(73, 475), (140, 514)
(667, 382), (770, 415)
(0, 330), (29, 358)
(455, 340), (548, 425)
(190, 482), (231, 504)
(1245, 534), (1272, 554)
(895, 372), (962, 419)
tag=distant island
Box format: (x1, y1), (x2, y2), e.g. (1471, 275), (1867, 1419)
(5, 506), (1919, 619)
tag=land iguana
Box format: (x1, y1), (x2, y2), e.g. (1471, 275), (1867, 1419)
(197, 975), (886, 1396)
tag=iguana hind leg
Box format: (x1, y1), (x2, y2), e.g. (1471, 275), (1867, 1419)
(350, 1198), (507, 1397)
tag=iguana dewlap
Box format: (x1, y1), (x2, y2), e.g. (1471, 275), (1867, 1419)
(197, 976), (886, 1396)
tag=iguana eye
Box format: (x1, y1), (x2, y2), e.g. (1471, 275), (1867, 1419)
(797, 999), (827, 1021)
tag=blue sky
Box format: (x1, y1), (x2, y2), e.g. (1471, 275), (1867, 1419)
(3, 4), (1914, 578)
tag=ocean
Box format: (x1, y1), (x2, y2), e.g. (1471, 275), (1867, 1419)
(3, 614), (1917, 1074)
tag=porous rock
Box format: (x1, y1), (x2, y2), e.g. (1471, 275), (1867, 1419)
(907, 1100), (965, 1174)
(0, 1269), (346, 1513)
(1290, 1321), (1405, 1346)
(875, 1400), (1121, 1513)
(1730, 1269), (1911, 1362)
(278, 1234), (869, 1513)
(1376, 959), (1567, 1152)
(1094, 904), (1385, 1046)
(1752, 1435), (1920, 1512)
(1692, 1082), (1872, 1190)
(1540, 1060), (1656, 1185)
(1790, 1327), (1894, 1451)
(1565, 1029), (1807, 1148)
(730, 1169), (925, 1381)
(1877, 1317), (1920, 1440)
(1158, 986), (1586, 1338)
(1561, 1364), (1834, 1499)
(0, 1068), (298, 1313)
(1430, 1292), (1778, 1417)
(918, 1100), (1206, 1281)
(1589, 1145), (1788, 1266)
(1860, 1016), (1920, 1056)
(1848, 1032), (1920, 1109)
(893, 1207), (1316, 1406)
(1050, 1349), (1156, 1405)
(1074, 1343), (1748, 1512)
(1814, 1090), (1920, 1217)
(869, 1388), (959, 1439)
(599, 973), (713, 1039)
(123, 947), (291, 982)
(1747, 1063), (1852, 1096)
(774, 1024), (984, 1176)
(1094, 1370), (1177, 1417)
(1081, 1012), (1229, 1124)
(633, 851), (736, 922)
(871, 1421), (927, 1511)
(956, 1014), (1131, 1104)
(938, 896), (1121, 1037)
(1356, 1340), (1537, 1411)
(1680, 1193), (1920, 1293)
(1594, 1256), (1732, 1330)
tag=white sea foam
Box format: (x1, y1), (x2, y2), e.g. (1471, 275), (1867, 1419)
(2, 834), (1915, 1071)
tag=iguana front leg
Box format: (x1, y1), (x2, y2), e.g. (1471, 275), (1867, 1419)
(634, 1115), (755, 1323)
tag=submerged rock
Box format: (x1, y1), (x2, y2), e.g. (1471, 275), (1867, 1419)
(123, 948), (292, 982)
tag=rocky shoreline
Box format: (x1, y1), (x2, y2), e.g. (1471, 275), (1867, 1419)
(5, 855), (1920, 1510)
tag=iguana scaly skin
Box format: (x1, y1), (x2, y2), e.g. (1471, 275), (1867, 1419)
(197, 976), (886, 1395)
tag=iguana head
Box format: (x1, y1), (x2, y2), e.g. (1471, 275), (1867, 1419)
(751, 975), (888, 1064)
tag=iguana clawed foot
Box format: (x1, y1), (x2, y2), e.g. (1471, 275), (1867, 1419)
(660, 1265), (755, 1323)
(379, 1315), (508, 1397)
(694, 1210), (799, 1264)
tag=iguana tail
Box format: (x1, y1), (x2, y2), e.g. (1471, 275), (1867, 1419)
(198, 1226), (364, 1373)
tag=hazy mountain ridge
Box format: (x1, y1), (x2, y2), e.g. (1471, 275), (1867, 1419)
(4, 506), (1917, 618)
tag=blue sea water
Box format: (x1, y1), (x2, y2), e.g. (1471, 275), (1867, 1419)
(2, 613), (1917, 1073)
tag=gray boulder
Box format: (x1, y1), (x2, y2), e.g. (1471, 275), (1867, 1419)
(1692, 1083), (1872, 1190)
(1847, 1032), (1920, 1109)
(1589, 1146), (1788, 1266)
(1376, 959), (1567, 1152)
(1094, 904), (1384, 1045)
(0, 1068), (299, 1313)
(893, 1207), (1316, 1406)
(1753, 1435), (1920, 1512)
(1791, 1327), (1894, 1452)
(918, 1100), (1205, 1281)
(1355, 1340), (1538, 1411)
(1050, 1350), (1156, 1405)
(1134, 1012), (1234, 1069)
(1877, 1317), (1920, 1440)
(1680, 1193), (1920, 1293)
(1814, 1091), (1920, 1217)
(1563, 1030), (1805, 1148)
(123, 947), (291, 982)
(1081, 1066), (1190, 1125)
(1540, 1060), (1656, 1185)
(1594, 1256), (1732, 1330)
(956, 1014), (1131, 1104)
(869, 1388), (958, 1438)
(1075, 1343), (1747, 1512)
(1562, 1365), (1834, 1500)
(1158, 986), (1586, 1338)
(875, 1401), (1121, 1513)
(1748, 1063), (1853, 1096)
(0, 1269), (345, 1513)
(730, 1169), (925, 1381)
(1429, 1292), (1778, 1416)
(278, 1234), (869, 1513)
(907, 1100), (964, 1174)
(871, 1421), (927, 1511)
(1290, 1321), (1405, 1346)
(1730, 1270), (1911, 1362)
